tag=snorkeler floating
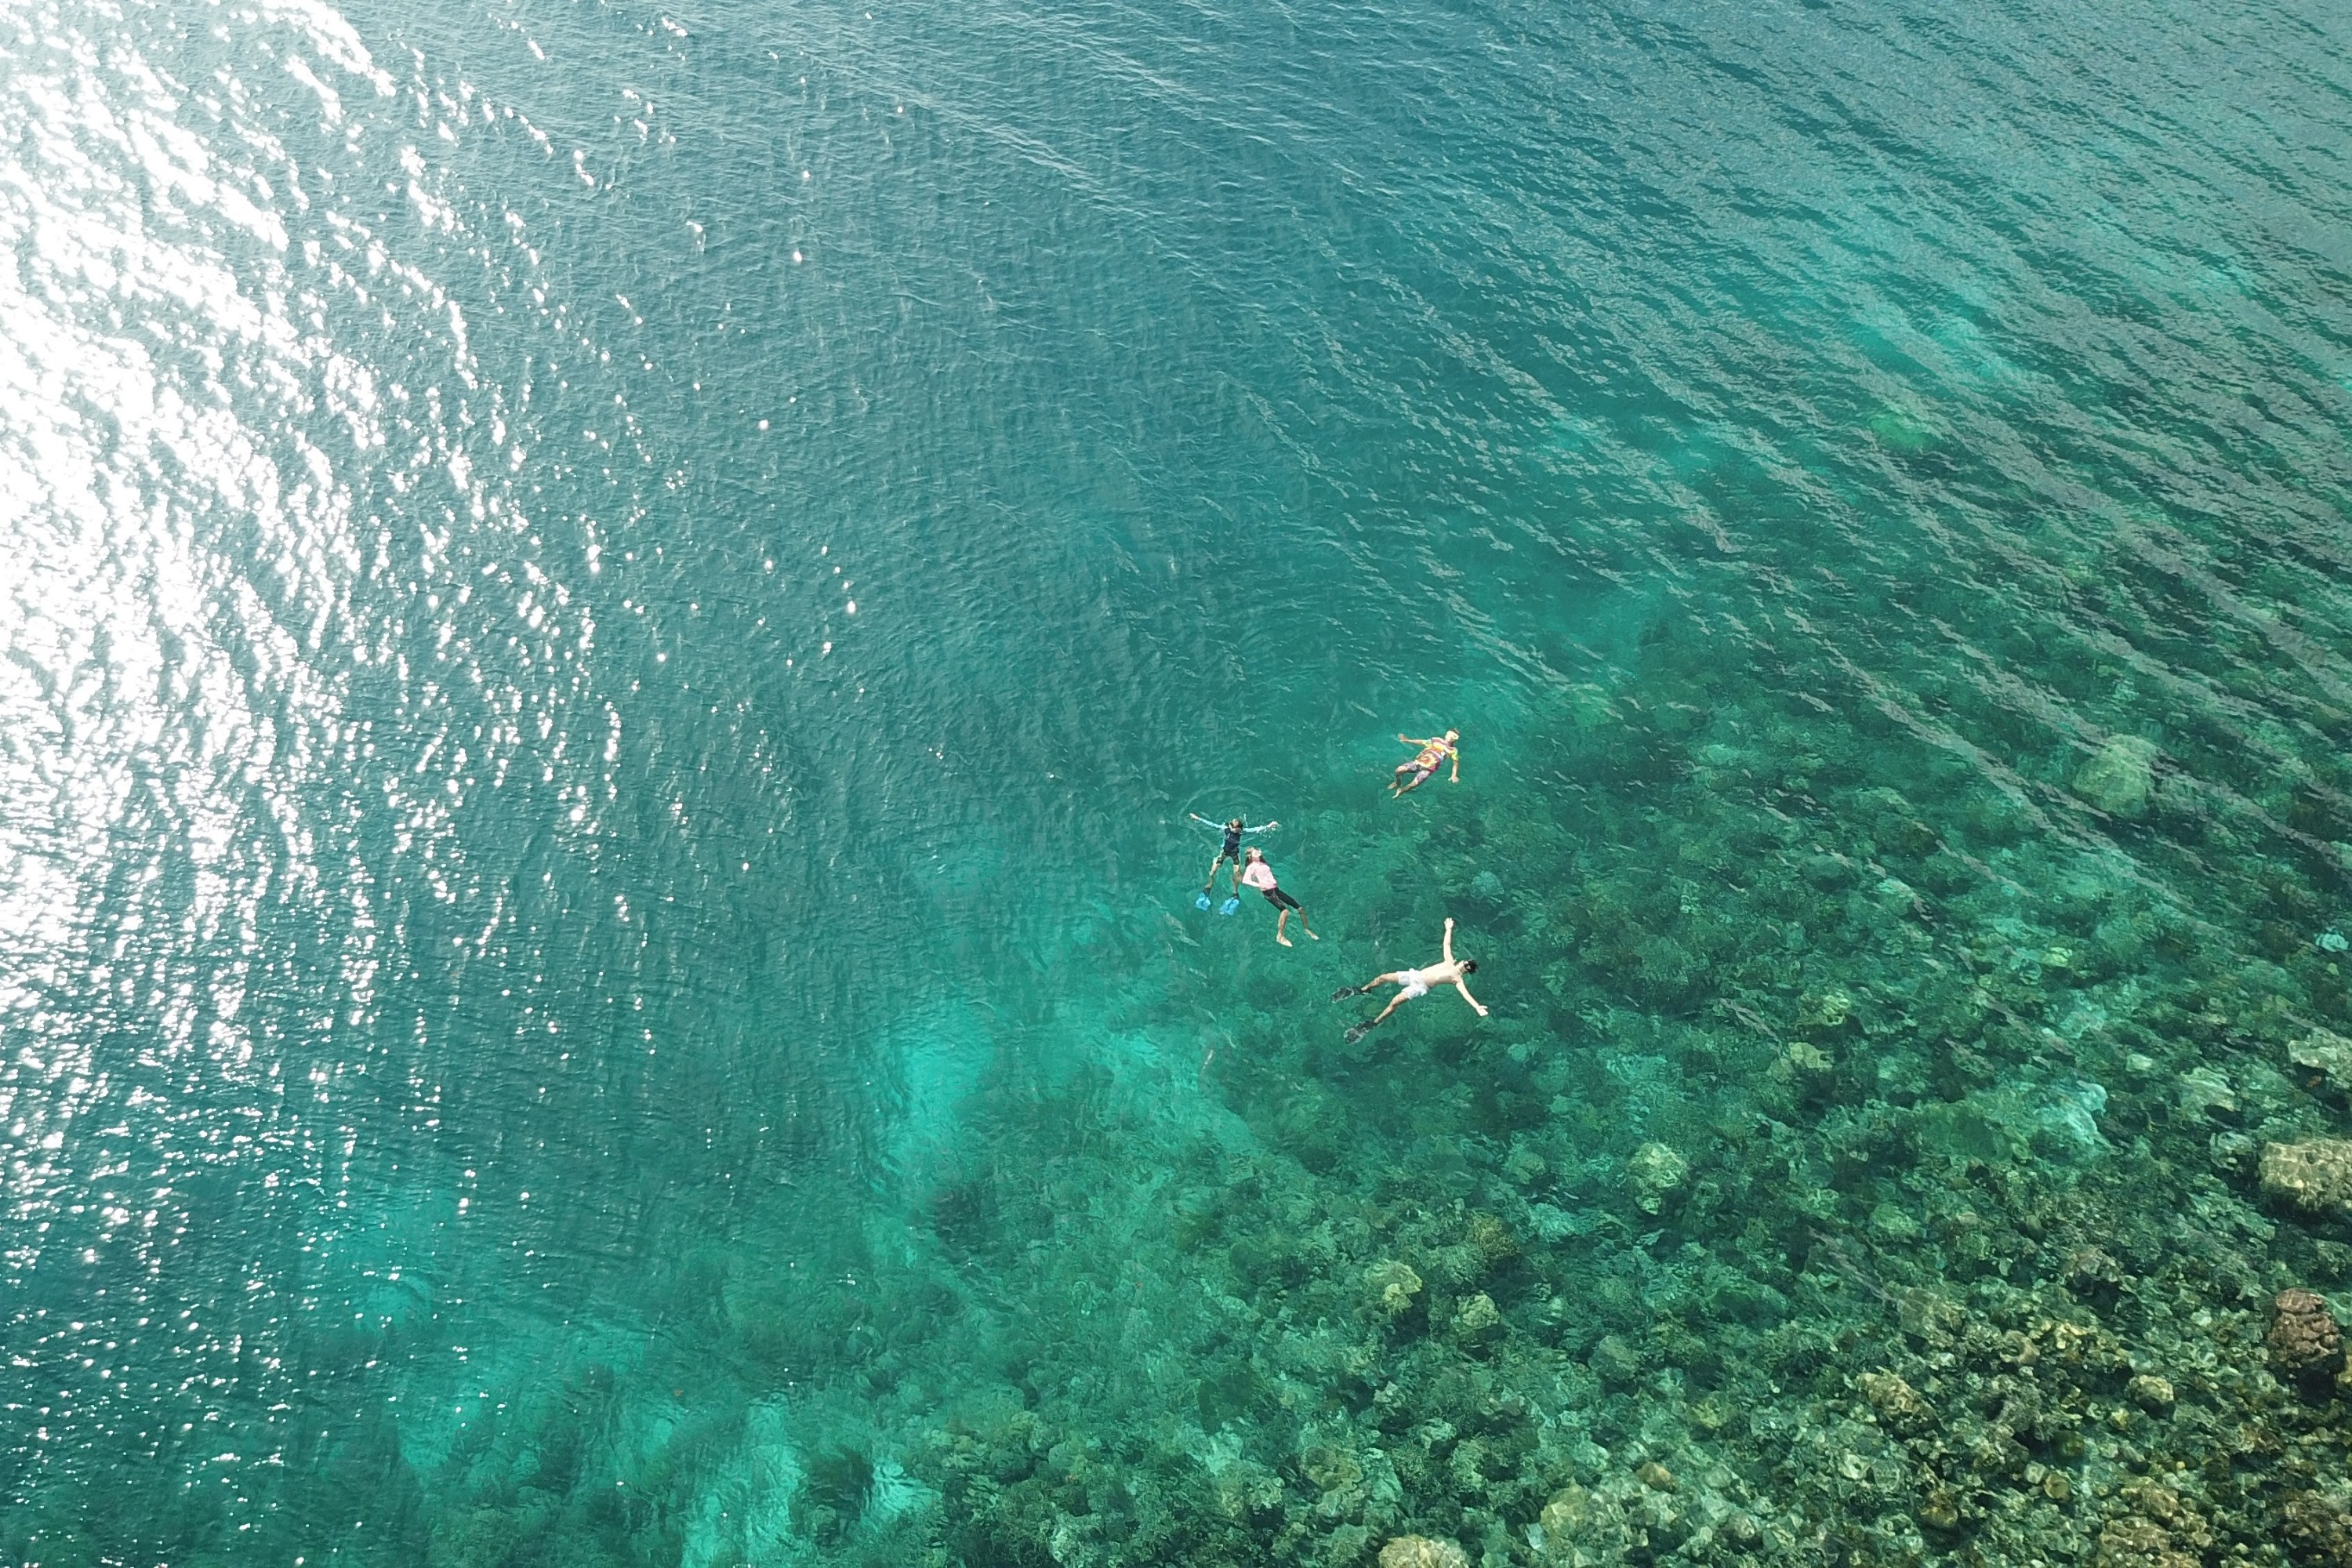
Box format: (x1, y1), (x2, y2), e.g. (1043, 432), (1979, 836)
(1234, 846), (1318, 948)
(1190, 812), (1278, 911)
(1391, 730), (1460, 797)
(1180, 730), (1487, 1014)
(1333, 917), (1483, 1043)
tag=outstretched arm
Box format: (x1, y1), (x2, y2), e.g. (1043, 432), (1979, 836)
(1442, 917), (1455, 963)
(1246, 820), (1279, 835)
(1454, 978), (1488, 1017)
(1450, 748), (1461, 782)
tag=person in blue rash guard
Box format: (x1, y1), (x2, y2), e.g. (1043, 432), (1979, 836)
(1191, 813), (1278, 896)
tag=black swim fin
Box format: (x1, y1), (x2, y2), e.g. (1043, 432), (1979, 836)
(1344, 1021), (1373, 1045)
(1330, 985), (1362, 1001)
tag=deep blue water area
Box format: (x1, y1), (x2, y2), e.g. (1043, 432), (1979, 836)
(4, 0), (2351, 1563)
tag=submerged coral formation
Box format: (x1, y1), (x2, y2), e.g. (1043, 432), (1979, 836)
(2267, 1290), (2343, 1392)
(2072, 736), (2161, 818)
(322, 579), (2352, 1568)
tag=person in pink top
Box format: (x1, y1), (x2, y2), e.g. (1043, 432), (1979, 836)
(1233, 846), (1318, 948)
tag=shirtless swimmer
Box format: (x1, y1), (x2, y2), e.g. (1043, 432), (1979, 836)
(1332, 917), (1484, 1043)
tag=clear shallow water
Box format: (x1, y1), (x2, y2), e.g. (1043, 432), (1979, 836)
(2, 0), (2350, 1563)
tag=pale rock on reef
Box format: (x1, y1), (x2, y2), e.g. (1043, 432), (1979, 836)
(2289, 1029), (2352, 1097)
(1378, 1534), (1470, 1568)
(1857, 1369), (1934, 1435)
(2072, 734), (2158, 817)
(1502, 1144), (1548, 1186)
(2176, 1066), (2238, 1123)
(1450, 1291), (1501, 1345)
(1364, 1259), (1423, 1317)
(2259, 1139), (2352, 1219)
(1626, 1141), (1690, 1214)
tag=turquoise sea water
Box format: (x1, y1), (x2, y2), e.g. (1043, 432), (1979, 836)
(5, 0), (2352, 1563)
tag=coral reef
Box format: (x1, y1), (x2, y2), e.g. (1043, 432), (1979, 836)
(2073, 736), (2160, 818)
(2262, 1141), (2352, 1218)
(2267, 1289), (2344, 1391)
(1380, 1535), (1472, 1568)
(1626, 1141), (1690, 1215)
(311, 586), (2352, 1568)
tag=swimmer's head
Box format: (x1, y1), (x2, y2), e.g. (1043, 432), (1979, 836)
(1460, 960), (1478, 975)
(1228, 818), (1244, 830)
(1244, 846), (1264, 860)
(1444, 729), (1459, 743)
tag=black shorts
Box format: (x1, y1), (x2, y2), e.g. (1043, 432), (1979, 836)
(1262, 886), (1300, 911)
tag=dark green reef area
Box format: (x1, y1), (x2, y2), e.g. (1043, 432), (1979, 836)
(394, 579), (2352, 1568)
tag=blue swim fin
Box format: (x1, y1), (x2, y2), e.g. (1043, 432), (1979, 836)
(1196, 891), (1213, 911)
(1219, 896), (1241, 916)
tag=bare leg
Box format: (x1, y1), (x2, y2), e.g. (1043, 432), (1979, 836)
(1333, 971), (1396, 1001)
(1345, 989), (1410, 1044)
(1203, 851), (1229, 890)
(1297, 908), (1319, 940)
(1275, 909), (1292, 947)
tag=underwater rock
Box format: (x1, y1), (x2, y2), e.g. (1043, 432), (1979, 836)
(789, 1443), (876, 1545)
(2126, 1373), (2176, 1411)
(2034, 1078), (2110, 1159)
(1538, 1485), (1591, 1539)
(1450, 1292), (1502, 1346)
(2096, 1513), (2199, 1568)
(2267, 1289), (2345, 1390)
(1776, 1039), (1835, 1079)
(1588, 1334), (1644, 1390)
(1212, 1459), (1284, 1520)
(1503, 1145), (1548, 1186)
(2291, 1030), (2352, 1098)
(1465, 1211), (1519, 1269)
(1366, 1260), (1424, 1318)
(1797, 990), (1854, 1032)
(2210, 1130), (2258, 1179)
(1635, 1461), (1675, 1492)
(2063, 1246), (2127, 1308)
(1627, 1142), (1690, 1214)
(1918, 1486), (1963, 1533)
(2281, 1490), (2352, 1566)
(2176, 1067), (2238, 1123)
(1301, 1442), (1363, 1496)
(1858, 1370), (1935, 1435)
(2260, 1140), (2352, 1219)
(1378, 1534), (1470, 1568)
(1538, 1481), (1643, 1565)
(1868, 405), (1937, 452)
(1896, 1286), (1965, 1345)
(2073, 735), (2158, 818)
